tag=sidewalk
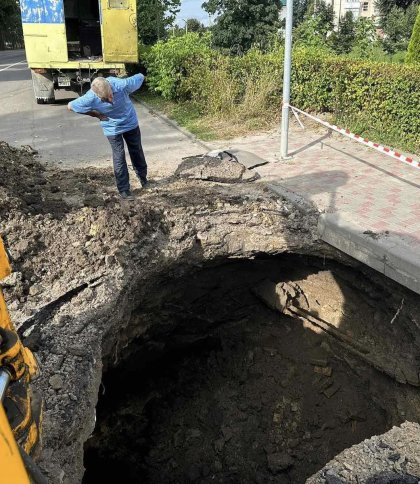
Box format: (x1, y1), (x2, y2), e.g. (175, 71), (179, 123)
(215, 126), (420, 295)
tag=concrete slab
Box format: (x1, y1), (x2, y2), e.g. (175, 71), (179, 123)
(206, 149), (269, 169)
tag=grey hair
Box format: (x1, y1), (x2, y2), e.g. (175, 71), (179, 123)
(91, 77), (112, 99)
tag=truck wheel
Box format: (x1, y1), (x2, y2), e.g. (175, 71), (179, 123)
(36, 98), (54, 105)
(31, 70), (55, 104)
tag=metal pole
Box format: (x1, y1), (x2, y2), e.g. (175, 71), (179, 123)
(280, 0), (294, 159)
(0, 369), (11, 402)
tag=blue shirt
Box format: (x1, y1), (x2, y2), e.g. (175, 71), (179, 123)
(69, 74), (145, 136)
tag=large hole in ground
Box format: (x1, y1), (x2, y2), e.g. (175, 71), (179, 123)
(82, 255), (420, 483)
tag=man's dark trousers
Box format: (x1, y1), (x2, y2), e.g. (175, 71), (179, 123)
(107, 126), (147, 193)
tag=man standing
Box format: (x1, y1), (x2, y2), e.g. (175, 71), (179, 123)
(67, 74), (147, 200)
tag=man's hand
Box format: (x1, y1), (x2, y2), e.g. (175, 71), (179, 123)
(67, 103), (108, 121)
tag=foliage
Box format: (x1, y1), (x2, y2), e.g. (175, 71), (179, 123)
(347, 18), (381, 58)
(294, 2), (334, 50)
(0, 0), (22, 49)
(143, 32), (213, 99)
(293, 0), (310, 26)
(382, 3), (419, 53)
(330, 11), (356, 54)
(136, 0), (180, 45)
(143, 36), (420, 151)
(292, 49), (418, 152)
(313, 0), (335, 29)
(202, 0), (281, 54)
(186, 18), (206, 33)
(376, 0), (417, 17)
(406, 5), (420, 62)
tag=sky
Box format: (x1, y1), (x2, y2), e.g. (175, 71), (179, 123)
(175, 0), (212, 26)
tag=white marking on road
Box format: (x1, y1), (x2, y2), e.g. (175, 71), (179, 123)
(0, 60), (27, 72)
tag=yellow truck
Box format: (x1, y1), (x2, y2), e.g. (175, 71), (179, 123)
(20, 0), (138, 103)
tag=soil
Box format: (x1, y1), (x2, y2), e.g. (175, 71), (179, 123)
(83, 258), (420, 484)
(0, 141), (320, 482)
(1, 142), (420, 483)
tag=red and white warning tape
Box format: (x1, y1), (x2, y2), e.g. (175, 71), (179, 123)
(288, 104), (420, 170)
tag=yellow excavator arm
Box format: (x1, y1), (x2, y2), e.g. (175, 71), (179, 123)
(0, 236), (44, 483)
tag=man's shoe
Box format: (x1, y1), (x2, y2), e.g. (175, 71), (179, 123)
(140, 177), (148, 188)
(120, 190), (135, 201)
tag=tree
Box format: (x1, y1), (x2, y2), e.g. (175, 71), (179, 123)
(406, 4), (420, 61)
(314, 0), (334, 28)
(137, 0), (181, 45)
(293, 0), (310, 26)
(202, 0), (281, 53)
(382, 3), (418, 53)
(294, 1), (334, 49)
(377, 0), (417, 18)
(348, 17), (383, 58)
(330, 11), (356, 54)
(0, 0), (23, 49)
(186, 18), (206, 33)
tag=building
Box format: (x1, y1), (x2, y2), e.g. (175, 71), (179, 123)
(324, 0), (379, 26)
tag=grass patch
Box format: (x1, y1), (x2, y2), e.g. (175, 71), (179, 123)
(135, 91), (218, 141)
(134, 90), (277, 141)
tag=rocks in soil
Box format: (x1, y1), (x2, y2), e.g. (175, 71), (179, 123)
(82, 259), (420, 484)
(0, 271), (22, 287)
(49, 374), (64, 391)
(308, 422), (420, 484)
(267, 452), (294, 473)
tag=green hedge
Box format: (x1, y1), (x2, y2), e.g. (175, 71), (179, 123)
(143, 35), (420, 151)
(292, 53), (420, 149)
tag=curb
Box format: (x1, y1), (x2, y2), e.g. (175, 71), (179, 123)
(318, 212), (420, 295)
(133, 97), (212, 152)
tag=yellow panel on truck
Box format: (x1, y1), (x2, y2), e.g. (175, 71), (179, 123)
(100, 0), (138, 63)
(20, 0), (68, 64)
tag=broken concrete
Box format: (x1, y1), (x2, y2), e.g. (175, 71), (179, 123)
(308, 422), (420, 483)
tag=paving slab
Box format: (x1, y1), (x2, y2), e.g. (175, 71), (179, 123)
(213, 126), (420, 295)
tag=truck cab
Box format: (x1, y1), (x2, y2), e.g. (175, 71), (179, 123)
(20, 0), (138, 103)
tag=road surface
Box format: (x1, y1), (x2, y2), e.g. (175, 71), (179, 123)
(0, 49), (202, 174)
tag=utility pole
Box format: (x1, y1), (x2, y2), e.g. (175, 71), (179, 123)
(182, 18), (188, 34)
(280, 0), (294, 159)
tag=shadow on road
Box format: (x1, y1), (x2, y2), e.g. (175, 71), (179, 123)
(289, 133), (331, 157)
(270, 169), (349, 214)
(0, 65), (30, 83)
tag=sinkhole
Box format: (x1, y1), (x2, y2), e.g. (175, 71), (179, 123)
(82, 254), (420, 483)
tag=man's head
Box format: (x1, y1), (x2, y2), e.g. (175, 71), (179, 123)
(91, 77), (113, 103)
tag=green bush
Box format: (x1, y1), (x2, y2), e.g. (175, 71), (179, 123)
(142, 32), (213, 99)
(144, 36), (420, 151)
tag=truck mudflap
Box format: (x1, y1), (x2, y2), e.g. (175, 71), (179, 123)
(31, 70), (55, 104)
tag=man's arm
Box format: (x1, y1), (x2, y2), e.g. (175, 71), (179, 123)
(67, 103), (108, 121)
(123, 73), (145, 94)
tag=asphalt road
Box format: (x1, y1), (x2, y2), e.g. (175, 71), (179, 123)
(0, 49), (203, 171)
